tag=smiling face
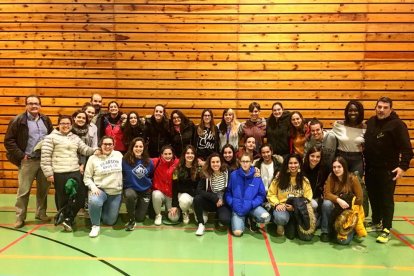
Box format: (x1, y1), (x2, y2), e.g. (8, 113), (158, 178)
(347, 104), (359, 124)
(240, 156), (252, 172)
(309, 151), (321, 169)
(288, 157), (300, 174)
(250, 107), (260, 121)
(376, 101), (392, 120)
(291, 113), (302, 129)
(310, 123), (323, 141)
(133, 140), (144, 157)
(84, 106), (95, 122)
(272, 104), (283, 118)
(101, 138), (114, 155)
(184, 148), (195, 164)
(108, 102), (119, 116)
(161, 148), (173, 162)
(224, 111), (233, 124)
(58, 118), (72, 135)
(26, 97), (41, 117)
(261, 146), (273, 163)
(223, 147), (234, 162)
(129, 113), (138, 126)
(332, 160), (344, 178)
(154, 106), (164, 122)
(74, 112), (87, 127)
(210, 156), (221, 173)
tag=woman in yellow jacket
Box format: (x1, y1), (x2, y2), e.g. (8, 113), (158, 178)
(267, 153), (313, 236)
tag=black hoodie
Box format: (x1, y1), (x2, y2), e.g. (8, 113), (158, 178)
(364, 111), (413, 171)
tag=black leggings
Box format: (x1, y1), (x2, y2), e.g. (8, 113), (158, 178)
(54, 171), (86, 222)
(124, 188), (151, 222)
(193, 194), (231, 226)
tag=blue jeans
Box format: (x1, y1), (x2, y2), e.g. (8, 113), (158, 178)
(272, 209), (290, 226)
(321, 199), (334, 234)
(89, 190), (122, 226)
(232, 206), (270, 232)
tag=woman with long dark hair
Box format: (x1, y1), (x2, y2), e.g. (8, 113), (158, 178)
(193, 153), (231, 236)
(122, 111), (145, 150)
(169, 110), (195, 157)
(170, 145), (201, 224)
(221, 144), (238, 173)
(122, 137), (154, 231)
(101, 101), (127, 153)
(145, 104), (171, 158)
(267, 154), (313, 237)
(266, 102), (291, 156)
(194, 109), (220, 162)
(289, 111), (310, 158)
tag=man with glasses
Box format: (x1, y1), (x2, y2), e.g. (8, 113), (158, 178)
(4, 95), (53, 228)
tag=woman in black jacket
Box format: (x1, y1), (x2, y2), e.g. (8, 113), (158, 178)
(145, 104), (170, 158)
(169, 110), (195, 157)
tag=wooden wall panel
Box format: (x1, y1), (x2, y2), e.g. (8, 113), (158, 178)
(0, 0), (413, 201)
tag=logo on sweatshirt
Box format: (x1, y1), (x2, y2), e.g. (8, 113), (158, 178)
(132, 164), (148, 179)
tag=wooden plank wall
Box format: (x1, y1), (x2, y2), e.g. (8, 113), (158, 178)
(0, 0), (413, 201)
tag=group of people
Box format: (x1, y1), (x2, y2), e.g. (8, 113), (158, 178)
(4, 94), (412, 244)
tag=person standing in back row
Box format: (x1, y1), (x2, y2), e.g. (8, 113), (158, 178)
(4, 95), (54, 228)
(364, 97), (413, 243)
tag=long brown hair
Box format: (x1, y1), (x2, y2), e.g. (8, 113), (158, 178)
(123, 137), (150, 167)
(330, 156), (352, 194)
(202, 153), (227, 178)
(175, 145), (199, 181)
(197, 109), (216, 136)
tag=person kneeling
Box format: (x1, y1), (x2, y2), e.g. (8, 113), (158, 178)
(226, 153), (270, 237)
(84, 136), (123, 238)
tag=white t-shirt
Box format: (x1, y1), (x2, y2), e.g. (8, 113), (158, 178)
(260, 162), (274, 191)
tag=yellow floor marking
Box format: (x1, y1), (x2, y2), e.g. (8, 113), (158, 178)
(1, 254), (414, 271)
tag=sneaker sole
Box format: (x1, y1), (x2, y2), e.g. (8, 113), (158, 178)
(62, 222), (73, 232)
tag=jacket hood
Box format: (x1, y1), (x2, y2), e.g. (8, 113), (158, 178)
(236, 166), (255, 179)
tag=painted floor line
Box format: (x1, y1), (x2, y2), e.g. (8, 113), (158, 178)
(261, 229), (280, 276)
(403, 216), (414, 227)
(391, 229), (414, 250)
(0, 224), (43, 253)
(227, 230), (234, 276)
(1, 254), (414, 271)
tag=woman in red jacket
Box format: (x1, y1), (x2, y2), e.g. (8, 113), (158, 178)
(151, 145), (180, 225)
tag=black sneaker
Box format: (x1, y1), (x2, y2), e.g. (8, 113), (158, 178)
(320, 233), (330, 242)
(125, 220), (136, 231)
(62, 218), (73, 232)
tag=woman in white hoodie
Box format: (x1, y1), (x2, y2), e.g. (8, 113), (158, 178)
(41, 115), (97, 232)
(84, 136), (123, 238)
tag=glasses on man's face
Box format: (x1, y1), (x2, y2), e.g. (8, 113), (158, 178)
(102, 143), (114, 147)
(27, 102), (40, 106)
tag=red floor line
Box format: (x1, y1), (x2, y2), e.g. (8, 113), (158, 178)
(391, 229), (414, 250)
(0, 224), (43, 254)
(402, 217), (414, 227)
(261, 229), (280, 276)
(400, 234), (414, 236)
(395, 216), (414, 219)
(227, 231), (234, 276)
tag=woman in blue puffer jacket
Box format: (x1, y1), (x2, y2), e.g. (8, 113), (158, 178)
(225, 152), (270, 236)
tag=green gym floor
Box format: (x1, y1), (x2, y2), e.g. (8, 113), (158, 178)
(0, 195), (413, 276)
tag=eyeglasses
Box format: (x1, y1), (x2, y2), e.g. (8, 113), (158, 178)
(172, 116), (181, 120)
(240, 160), (251, 163)
(27, 102), (40, 106)
(59, 123), (71, 126)
(203, 114), (211, 117)
(102, 143), (114, 147)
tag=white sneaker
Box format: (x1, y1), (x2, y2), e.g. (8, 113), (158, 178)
(195, 223), (205, 236)
(154, 214), (162, 226)
(89, 225), (100, 238)
(182, 212), (190, 225)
